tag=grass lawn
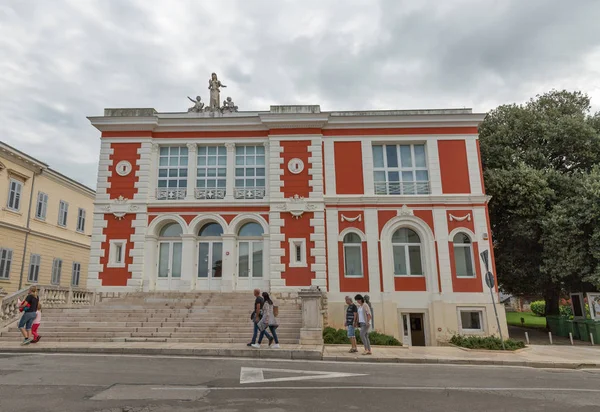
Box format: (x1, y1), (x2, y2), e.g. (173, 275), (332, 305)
(506, 311), (547, 329)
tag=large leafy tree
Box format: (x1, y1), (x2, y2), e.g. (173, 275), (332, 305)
(479, 90), (600, 316)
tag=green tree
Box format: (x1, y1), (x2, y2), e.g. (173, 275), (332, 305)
(479, 90), (600, 317)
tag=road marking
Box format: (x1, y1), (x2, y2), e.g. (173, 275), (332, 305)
(239, 367), (366, 384)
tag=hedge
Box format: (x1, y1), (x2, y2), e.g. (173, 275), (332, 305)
(323, 327), (402, 346)
(450, 335), (526, 351)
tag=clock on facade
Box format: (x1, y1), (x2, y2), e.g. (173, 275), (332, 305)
(287, 158), (305, 174)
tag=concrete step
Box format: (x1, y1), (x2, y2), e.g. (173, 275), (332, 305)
(0, 336), (299, 344)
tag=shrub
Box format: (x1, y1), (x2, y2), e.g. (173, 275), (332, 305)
(322, 327), (402, 346)
(450, 335), (526, 351)
(530, 300), (545, 316)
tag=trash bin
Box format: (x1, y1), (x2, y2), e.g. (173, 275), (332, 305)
(576, 320), (590, 341)
(585, 320), (600, 344)
(546, 315), (560, 335)
(566, 320), (580, 340)
(547, 315), (569, 337)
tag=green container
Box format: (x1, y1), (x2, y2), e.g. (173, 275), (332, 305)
(546, 315), (569, 337)
(566, 320), (580, 340)
(585, 320), (600, 344)
(576, 320), (590, 341)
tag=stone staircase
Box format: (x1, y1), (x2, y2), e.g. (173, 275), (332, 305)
(0, 292), (302, 344)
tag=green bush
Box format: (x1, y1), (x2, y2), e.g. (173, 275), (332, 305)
(322, 327), (402, 346)
(450, 335), (526, 351)
(559, 304), (573, 318)
(530, 300), (545, 316)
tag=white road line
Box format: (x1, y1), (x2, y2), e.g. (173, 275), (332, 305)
(153, 386), (600, 393)
(239, 367), (366, 383)
(0, 352), (590, 371)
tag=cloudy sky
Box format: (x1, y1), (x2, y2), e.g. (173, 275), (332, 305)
(1, 0), (600, 189)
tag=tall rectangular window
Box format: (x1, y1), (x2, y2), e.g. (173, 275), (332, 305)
(234, 145), (266, 199)
(157, 146), (188, 200)
(36, 192), (48, 220)
(77, 208), (86, 232)
(372, 144), (429, 195)
(58, 200), (69, 227)
(7, 179), (23, 211)
(71, 262), (81, 286)
(196, 146), (226, 199)
(28, 254), (41, 283)
(0, 248), (13, 279)
(51, 258), (62, 285)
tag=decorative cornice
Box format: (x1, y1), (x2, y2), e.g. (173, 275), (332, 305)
(101, 196), (140, 220)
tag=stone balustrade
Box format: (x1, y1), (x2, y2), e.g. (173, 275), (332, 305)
(0, 286), (98, 328)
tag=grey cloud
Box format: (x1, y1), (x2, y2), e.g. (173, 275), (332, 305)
(1, 0), (599, 189)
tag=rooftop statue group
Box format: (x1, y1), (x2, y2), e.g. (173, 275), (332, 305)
(187, 72), (238, 114)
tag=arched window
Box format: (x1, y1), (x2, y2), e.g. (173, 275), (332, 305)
(453, 232), (475, 277)
(391, 228), (423, 276)
(159, 222), (183, 237)
(238, 222), (264, 237)
(343, 232), (363, 277)
(238, 222), (264, 279)
(198, 222), (223, 237)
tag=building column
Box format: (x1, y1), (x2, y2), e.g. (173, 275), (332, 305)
(224, 142), (235, 202)
(185, 143), (197, 201)
(221, 233), (236, 292)
(143, 235), (158, 291)
(149, 143), (159, 201)
(180, 234), (196, 291)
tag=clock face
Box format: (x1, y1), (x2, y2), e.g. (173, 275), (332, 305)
(288, 158), (305, 174)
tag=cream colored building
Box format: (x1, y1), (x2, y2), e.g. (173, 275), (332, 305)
(0, 142), (95, 296)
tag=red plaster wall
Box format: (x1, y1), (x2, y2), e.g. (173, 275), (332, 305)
(334, 141), (364, 194)
(413, 210), (434, 233)
(438, 140), (471, 194)
(108, 143), (141, 200)
(394, 277), (427, 291)
(99, 214), (135, 286)
(281, 141), (311, 198)
(338, 242), (370, 292)
(281, 213), (315, 287)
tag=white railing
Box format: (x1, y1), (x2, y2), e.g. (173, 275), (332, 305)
(155, 188), (187, 200)
(234, 187), (266, 199)
(374, 181), (431, 195)
(0, 286), (97, 328)
(194, 188), (226, 199)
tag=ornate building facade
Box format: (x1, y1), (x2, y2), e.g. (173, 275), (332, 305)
(87, 90), (508, 345)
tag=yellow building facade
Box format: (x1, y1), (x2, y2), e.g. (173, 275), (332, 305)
(0, 142), (95, 297)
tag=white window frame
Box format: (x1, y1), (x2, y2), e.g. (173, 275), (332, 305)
(196, 145), (227, 199)
(372, 143), (429, 195)
(7, 178), (23, 211)
(157, 145), (188, 199)
(341, 231), (364, 278)
(71, 262), (81, 286)
(0, 248), (13, 279)
(457, 308), (485, 334)
(452, 232), (476, 278)
(391, 228), (424, 277)
(51, 258), (62, 285)
(28, 253), (41, 283)
(35, 191), (48, 220)
(288, 238), (307, 268)
(108, 239), (127, 268)
(234, 145), (266, 199)
(77, 208), (86, 233)
(58, 200), (69, 227)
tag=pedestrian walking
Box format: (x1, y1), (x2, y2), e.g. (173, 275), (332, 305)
(247, 288), (273, 347)
(256, 292), (280, 348)
(17, 286), (39, 345)
(354, 294), (372, 355)
(31, 303), (42, 343)
(345, 296), (358, 353)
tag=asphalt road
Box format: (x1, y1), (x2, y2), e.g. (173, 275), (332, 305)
(1, 352), (599, 412)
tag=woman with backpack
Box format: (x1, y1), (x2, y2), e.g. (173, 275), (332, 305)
(18, 285), (39, 345)
(255, 292), (280, 348)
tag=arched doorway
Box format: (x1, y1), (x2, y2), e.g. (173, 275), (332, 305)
(157, 222), (183, 290)
(236, 222), (266, 290)
(197, 222), (224, 290)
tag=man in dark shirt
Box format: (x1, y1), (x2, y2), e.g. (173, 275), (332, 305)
(248, 289), (272, 347)
(345, 296), (358, 353)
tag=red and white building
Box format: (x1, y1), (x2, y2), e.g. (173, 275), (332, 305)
(87, 104), (508, 346)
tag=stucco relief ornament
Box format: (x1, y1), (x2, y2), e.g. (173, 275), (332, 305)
(341, 214), (362, 222)
(398, 205), (414, 216)
(449, 213), (471, 222)
(103, 196), (138, 220)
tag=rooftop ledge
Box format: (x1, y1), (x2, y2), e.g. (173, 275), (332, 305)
(102, 106), (474, 118)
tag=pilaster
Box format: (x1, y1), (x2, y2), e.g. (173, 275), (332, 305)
(185, 143), (198, 201)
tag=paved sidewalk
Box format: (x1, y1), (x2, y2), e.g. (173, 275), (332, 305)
(1, 341), (598, 369)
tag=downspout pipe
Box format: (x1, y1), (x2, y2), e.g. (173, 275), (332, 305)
(18, 171), (38, 289)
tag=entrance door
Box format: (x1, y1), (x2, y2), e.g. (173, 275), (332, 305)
(236, 240), (267, 291)
(156, 241), (182, 290)
(401, 313), (426, 346)
(197, 241), (223, 291)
